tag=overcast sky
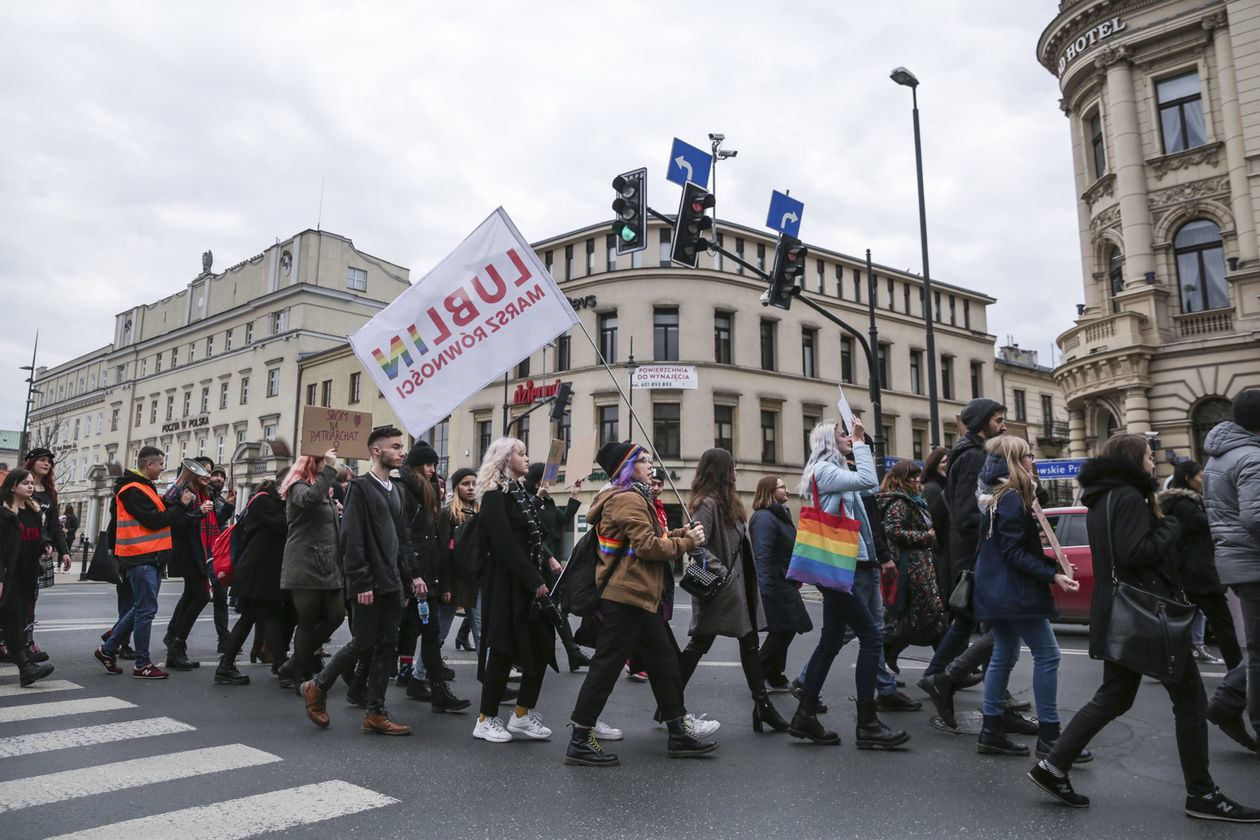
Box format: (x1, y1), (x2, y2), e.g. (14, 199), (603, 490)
(0, 1), (1080, 433)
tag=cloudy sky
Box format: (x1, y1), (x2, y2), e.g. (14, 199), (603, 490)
(0, 1), (1080, 433)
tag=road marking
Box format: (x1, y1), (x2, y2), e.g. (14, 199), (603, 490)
(0, 679), (81, 698)
(0, 716), (195, 759)
(0, 744), (281, 813)
(0, 696), (135, 724)
(45, 779), (399, 839)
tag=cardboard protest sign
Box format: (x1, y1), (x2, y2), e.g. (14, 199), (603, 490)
(565, 429), (598, 483)
(836, 384), (856, 433)
(542, 438), (566, 484)
(300, 406), (373, 459)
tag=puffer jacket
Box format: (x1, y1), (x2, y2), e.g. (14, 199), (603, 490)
(1202, 421), (1260, 586)
(1158, 487), (1223, 596)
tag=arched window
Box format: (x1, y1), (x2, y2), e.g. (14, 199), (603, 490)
(1192, 397), (1232, 463)
(1174, 220), (1228, 313)
(1107, 246), (1123, 312)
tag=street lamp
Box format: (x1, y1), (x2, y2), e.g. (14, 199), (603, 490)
(890, 66), (942, 448)
(18, 331), (39, 458)
(709, 133), (738, 245)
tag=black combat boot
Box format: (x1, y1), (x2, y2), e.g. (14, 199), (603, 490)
(788, 693), (840, 745)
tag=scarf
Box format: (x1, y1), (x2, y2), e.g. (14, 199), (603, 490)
(505, 478), (546, 565)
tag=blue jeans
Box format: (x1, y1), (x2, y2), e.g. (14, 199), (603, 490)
(982, 617), (1060, 722)
(923, 613), (976, 677)
(845, 566), (899, 696)
(800, 587), (882, 701)
(103, 565), (161, 666)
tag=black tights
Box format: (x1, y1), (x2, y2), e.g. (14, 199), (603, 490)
(679, 632), (769, 699)
(289, 589), (344, 682)
(223, 599), (286, 665)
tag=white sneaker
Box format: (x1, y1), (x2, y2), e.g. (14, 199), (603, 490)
(684, 713), (720, 738)
(473, 716), (513, 743)
(593, 719), (624, 741)
(506, 710), (552, 740)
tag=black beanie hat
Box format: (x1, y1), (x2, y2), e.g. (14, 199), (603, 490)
(524, 462), (546, 494)
(960, 398), (1006, 434)
(596, 441), (641, 479)
(405, 440), (439, 468)
(1233, 389), (1260, 432)
(449, 467), (476, 488)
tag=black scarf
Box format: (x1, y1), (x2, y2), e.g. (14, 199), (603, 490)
(505, 479), (546, 565)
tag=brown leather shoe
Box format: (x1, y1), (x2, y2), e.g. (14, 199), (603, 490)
(301, 680), (329, 729)
(362, 711), (411, 735)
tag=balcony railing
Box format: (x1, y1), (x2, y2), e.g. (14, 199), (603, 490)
(1175, 308), (1233, 338)
(1038, 420), (1070, 440)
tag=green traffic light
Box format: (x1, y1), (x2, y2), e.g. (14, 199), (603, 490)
(620, 226), (638, 243)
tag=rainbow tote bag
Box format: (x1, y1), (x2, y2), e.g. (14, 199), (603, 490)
(785, 476), (861, 593)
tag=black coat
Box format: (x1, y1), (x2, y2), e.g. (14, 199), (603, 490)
(749, 504), (812, 634)
(0, 502), (43, 607)
(478, 486), (556, 676)
(397, 469), (444, 595)
(339, 475), (416, 599)
(230, 488), (288, 602)
(437, 506), (477, 610)
(163, 484), (210, 579)
(1158, 489), (1223, 596)
(1078, 456), (1184, 658)
(944, 431), (988, 586)
(531, 494), (580, 562)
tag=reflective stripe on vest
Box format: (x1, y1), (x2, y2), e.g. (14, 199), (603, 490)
(115, 481), (173, 556)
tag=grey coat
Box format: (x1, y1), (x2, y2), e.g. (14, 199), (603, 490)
(280, 465), (342, 591)
(688, 496), (766, 639)
(1203, 421), (1260, 586)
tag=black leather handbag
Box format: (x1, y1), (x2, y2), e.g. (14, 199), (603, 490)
(680, 551), (724, 601)
(947, 569), (974, 615)
(1099, 491), (1196, 684)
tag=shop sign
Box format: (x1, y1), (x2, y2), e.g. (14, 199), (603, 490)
(1057, 17), (1125, 75)
(631, 365), (698, 390)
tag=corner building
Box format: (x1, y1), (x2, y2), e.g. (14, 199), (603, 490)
(1040, 0), (1260, 461)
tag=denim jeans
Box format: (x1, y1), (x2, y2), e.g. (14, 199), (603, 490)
(923, 613), (976, 677)
(801, 587), (882, 701)
(103, 564), (161, 666)
(846, 566), (899, 696)
(1210, 582), (1260, 733)
(982, 618), (1060, 721)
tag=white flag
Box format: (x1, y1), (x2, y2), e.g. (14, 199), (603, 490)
(349, 208), (578, 436)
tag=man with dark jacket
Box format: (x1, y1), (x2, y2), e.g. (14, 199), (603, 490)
(1205, 390), (1260, 751)
(94, 446), (196, 679)
(203, 461), (236, 652)
(301, 426), (422, 735)
(524, 462), (590, 671)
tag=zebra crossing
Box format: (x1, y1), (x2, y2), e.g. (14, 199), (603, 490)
(0, 664), (399, 836)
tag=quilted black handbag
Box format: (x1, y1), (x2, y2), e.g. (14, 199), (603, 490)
(1099, 491), (1196, 684)
(680, 550), (724, 601)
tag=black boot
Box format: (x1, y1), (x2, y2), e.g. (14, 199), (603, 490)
(429, 679), (470, 713)
(15, 649), (54, 687)
(666, 716), (718, 758)
(789, 678), (828, 713)
(918, 672), (958, 728)
(213, 655), (250, 685)
(405, 676), (431, 702)
(977, 713), (1029, 755)
(25, 643), (49, 663)
(1028, 761), (1089, 808)
(1034, 720), (1092, 763)
(788, 693), (840, 745)
(346, 669), (369, 707)
(855, 700), (911, 750)
(752, 691), (790, 733)
(1002, 707), (1039, 736)
(567, 645), (591, 672)
(165, 639), (200, 670)
(565, 725), (619, 767)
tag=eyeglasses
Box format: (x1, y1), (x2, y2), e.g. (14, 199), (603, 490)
(637, 457), (653, 465)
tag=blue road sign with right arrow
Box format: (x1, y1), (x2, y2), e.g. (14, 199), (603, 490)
(766, 190), (804, 238)
(667, 138), (712, 189)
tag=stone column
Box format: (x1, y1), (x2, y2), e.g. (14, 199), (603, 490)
(1123, 386), (1151, 433)
(1069, 407), (1087, 458)
(1208, 14), (1259, 263)
(1099, 48), (1156, 283)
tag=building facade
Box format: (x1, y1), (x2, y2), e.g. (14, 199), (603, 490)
(1040, 0), (1260, 463)
(994, 343), (1070, 459)
(28, 230), (410, 536)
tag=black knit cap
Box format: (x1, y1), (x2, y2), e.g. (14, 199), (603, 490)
(524, 462), (546, 494)
(596, 441), (642, 479)
(960, 398), (1006, 434)
(449, 467), (476, 487)
(405, 440), (439, 468)
(1234, 389), (1260, 432)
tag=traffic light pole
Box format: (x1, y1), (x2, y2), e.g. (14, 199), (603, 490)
(645, 204), (886, 474)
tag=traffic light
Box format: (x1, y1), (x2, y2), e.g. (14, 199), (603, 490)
(549, 381), (572, 422)
(611, 168), (647, 256)
(670, 181), (715, 268)
(762, 234), (807, 310)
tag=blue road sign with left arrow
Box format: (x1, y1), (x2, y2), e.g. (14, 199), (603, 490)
(667, 138), (712, 189)
(766, 190), (804, 238)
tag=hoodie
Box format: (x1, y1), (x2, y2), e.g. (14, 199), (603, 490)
(1202, 420), (1260, 585)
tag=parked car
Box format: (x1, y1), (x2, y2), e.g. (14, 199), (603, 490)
(1039, 506), (1093, 624)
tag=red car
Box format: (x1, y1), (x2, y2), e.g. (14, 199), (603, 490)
(1039, 506), (1094, 624)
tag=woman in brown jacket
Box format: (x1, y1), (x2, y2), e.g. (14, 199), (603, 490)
(679, 448), (789, 733)
(565, 441), (713, 767)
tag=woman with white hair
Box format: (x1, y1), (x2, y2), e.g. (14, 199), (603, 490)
(471, 438), (562, 744)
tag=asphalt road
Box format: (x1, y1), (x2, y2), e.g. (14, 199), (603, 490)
(0, 576), (1252, 839)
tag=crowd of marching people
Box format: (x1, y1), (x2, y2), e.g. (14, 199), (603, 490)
(5, 389), (1260, 821)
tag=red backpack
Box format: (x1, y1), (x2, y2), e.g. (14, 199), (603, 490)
(210, 493), (263, 585)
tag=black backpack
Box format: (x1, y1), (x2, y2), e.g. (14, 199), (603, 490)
(555, 518), (626, 618)
(452, 512), (489, 578)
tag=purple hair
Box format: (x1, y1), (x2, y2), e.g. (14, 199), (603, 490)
(609, 444), (644, 490)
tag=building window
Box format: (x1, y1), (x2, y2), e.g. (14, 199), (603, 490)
(598, 312), (618, 363)
(841, 337), (854, 384)
(555, 335), (571, 372)
(760, 319), (776, 371)
(963, 300), (971, 330)
(1108, 246), (1124, 304)
(306, 383), (318, 406)
(912, 428), (926, 461)
(816, 259), (825, 293)
(940, 355), (954, 401)
(517, 415), (530, 449)
(111, 408), (119, 432)
(802, 328), (818, 379)
(735, 238), (744, 274)
(1174, 219), (1229, 313)
(187, 345), (195, 364)
(200, 387), (209, 414)
(803, 414), (820, 459)
(1041, 395), (1055, 435)
(658, 229), (671, 267)
(909, 350), (923, 395)
(853, 267), (862, 303)
(166, 396), (175, 421)
(544, 251), (553, 275)
(564, 244), (574, 280)
(606, 234), (617, 272)
(1089, 111), (1106, 179)
(266, 369), (280, 398)
(271, 310), (288, 335)
(598, 405), (619, 448)
(714, 405), (734, 452)
(949, 295), (957, 326)
(1156, 71), (1206, 155)
(117, 363), (127, 383)
(934, 291), (942, 323)
(944, 431), (956, 449)
(654, 403), (681, 458)
(220, 382), (229, 410)
(714, 312), (733, 364)
(263, 423), (277, 441)
(349, 372), (361, 404)
(240, 377), (250, 405)
(134, 403), (143, 428)
(887, 277), (895, 311)
(321, 380), (333, 407)
(515, 357), (530, 379)
(756, 243), (766, 272)
(878, 343), (890, 389)
(225, 329), (233, 351)
(206, 335), (214, 357)
(1013, 389), (1027, 422)
(171, 348), (178, 368)
(217, 435), (225, 463)
(198, 437), (206, 456)
(882, 424), (895, 455)
(903, 284), (911, 314)
(245, 323), (254, 344)
(347, 267), (367, 291)
(477, 420), (492, 463)
(970, 362), (983, 399)
(654, 307), (679, 361)
(585, 238), (595, 275)
(761, 409), (778, 464)
(236, 429), (247, 445)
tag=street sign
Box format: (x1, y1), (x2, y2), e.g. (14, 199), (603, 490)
(766, 190), (804, 237)
(667, 138), (711, 189)
(1035, 459), (1084, 480)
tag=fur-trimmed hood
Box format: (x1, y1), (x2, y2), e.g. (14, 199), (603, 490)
(1156, 486), (1203, 508)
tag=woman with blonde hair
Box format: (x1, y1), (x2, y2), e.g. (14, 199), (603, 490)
(439, 468), (481, 652)
(971, 435), (1078, 757)
(472, 437), (562, 744)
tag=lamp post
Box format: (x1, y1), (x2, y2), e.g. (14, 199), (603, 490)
(708, 133), (737, 246)
(890, 66), (941, 448)
(19, 331), (39, 458)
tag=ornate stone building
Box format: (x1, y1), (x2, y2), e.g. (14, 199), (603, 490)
(1040, 0), (1260, 463)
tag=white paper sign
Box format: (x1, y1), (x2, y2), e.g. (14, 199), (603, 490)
(836, 383), (856, 433)
(349, 208), (578, 436)
(631, 364), (699, 390)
